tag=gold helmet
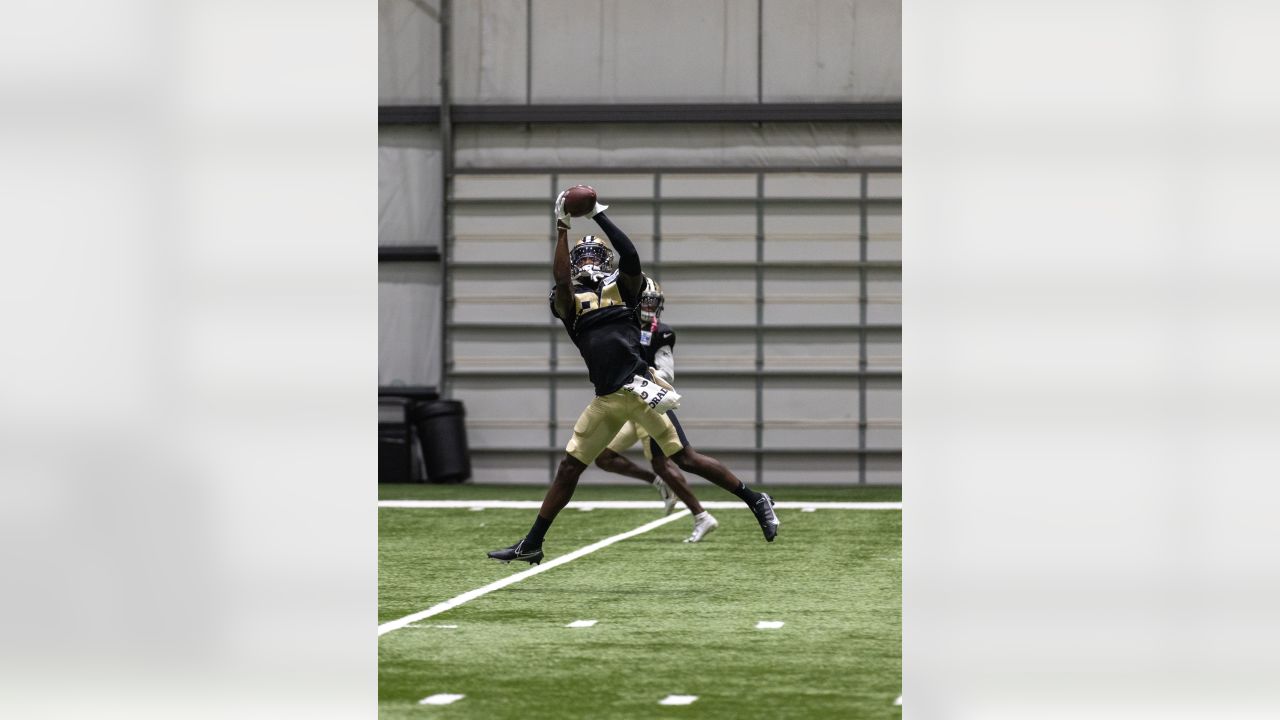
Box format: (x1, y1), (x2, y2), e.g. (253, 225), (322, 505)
(569, 235), (613, 285)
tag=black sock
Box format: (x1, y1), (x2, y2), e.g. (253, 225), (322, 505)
(731, 482), (762, 505)
(523, 515), (553, 548)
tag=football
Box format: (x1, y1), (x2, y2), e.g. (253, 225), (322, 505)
(562, 185), (597, 217)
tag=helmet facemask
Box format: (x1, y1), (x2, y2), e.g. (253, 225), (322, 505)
(638, 288), (664, 327)
(569, 237), (613, 286)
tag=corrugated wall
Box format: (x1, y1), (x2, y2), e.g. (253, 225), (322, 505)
(381, 0), (902, 104)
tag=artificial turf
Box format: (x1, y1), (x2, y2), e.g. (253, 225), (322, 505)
(379, 489), (900, 719)
(379, 482), (902, 503)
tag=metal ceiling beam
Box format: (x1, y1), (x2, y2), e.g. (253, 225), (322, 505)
(379, 102), (902, 126)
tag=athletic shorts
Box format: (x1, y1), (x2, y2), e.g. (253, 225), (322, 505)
(604, 412), (692, 461)
(565, 390), (689, 465)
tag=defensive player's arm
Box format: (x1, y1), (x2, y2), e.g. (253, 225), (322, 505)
(590, 210), (643, 301)
(551, 220), (574, 320)
(652, 345), (675, 384)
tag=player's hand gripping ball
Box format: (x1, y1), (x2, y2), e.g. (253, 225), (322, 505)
(562, 185), (597, 217)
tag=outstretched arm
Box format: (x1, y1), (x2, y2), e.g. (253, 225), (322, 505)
(591, 210), (642, 300)
(552, 220), (574, 321)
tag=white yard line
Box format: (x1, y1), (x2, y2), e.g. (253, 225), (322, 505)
(418, 694), (465, 706)
(378, 510), (691, 636)
(379, 499), (900, 510)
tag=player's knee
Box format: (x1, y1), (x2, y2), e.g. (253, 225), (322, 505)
(671, 449), (696, 472)
(557, 454), (588, 481)
(594, 450), (618, 471)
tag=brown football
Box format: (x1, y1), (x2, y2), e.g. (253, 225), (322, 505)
(562, 185), (597, 217)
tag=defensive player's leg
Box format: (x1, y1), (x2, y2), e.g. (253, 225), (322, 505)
(648, 441), (719, 542)
(648, 442), (703, 514)
(595, 421), (655, 482)
(633, 405), (780, 542)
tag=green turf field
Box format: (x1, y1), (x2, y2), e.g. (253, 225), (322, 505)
(379, 485), (901, 719)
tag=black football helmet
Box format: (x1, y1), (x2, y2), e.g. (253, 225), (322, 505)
(638, 276), (664, 326)
(569, 235), (613, 285)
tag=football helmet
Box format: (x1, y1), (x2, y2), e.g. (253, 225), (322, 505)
(638, 276), (664, 326)
(569, 235), (613, 285)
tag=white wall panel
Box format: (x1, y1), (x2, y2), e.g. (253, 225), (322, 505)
(763, 267), (859, 325)
(866, 206), (901, 261)
(453, 327), (551, 370)
(379, 127), (442, 246)
(863, 455), (900, 484)
(662, 174), (757, 197)
(661, 205), (757, 263)
(762, 0), (900, 101)
(866, 425), (901, 447)
(451, 379), (548, 425)
(530, 0), (757, 102)
(452, 0), (528, 103)
(379, 0), (440, 104)
(763, 455), (860, 485)
(667, 331), (756, 372)
(865, 328), (901, 369)
(763, 330), (860, 370)
(470, 454), (552, 484)
(657, 267), (756, 325)
(765, 173), (863, 198)
(763, 379), (861, 442)
(866, 267), (901, 323)
(865, 376), (900, 418)
(379, 263), (442, 386)
(454, 174), (551, 199)
(763, 203), (861, 262)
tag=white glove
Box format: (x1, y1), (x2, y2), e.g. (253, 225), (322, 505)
(554, 190), (571, 228)
(586, 201), (609, 218)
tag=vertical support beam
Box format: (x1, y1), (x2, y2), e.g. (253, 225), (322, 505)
(858, 172), (869, 484)
(756, 0), (764, 104)
(525, 0), (533, 104)
(439, 0), (454, 398)
(548, 173), (560, 484)
(652, 173), (662, 281)
(754, 172), (765, 485)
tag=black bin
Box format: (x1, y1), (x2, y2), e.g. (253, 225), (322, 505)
(411, 400), (471, 484)
(379, 396), (415, 483)
(379, 423), (413, 483)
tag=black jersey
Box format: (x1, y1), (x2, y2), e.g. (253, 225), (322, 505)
(638, 320), (676, 368)
(552, 271), (648, 396)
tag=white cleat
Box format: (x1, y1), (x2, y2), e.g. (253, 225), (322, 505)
(653, 477), (677, 515)
(684, 512), (718, 543)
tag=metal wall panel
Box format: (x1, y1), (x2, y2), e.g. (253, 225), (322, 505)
(866, 206), (902, 261)
(763, 455), (859, 484)
(529, 0), (758, 102)
(379, 263), (442, 387)
(379, 127), (442, 246)
(452, 0), (528, 103)
(761, 0), (900, 101)
(438, 167), (899, 484)
(379, 0), (441, 104)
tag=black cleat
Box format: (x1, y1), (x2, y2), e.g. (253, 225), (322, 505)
(751, 493), (780, 542)
(487, 539), (544, 565)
